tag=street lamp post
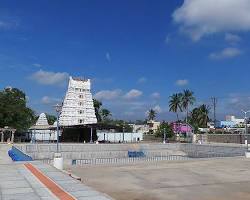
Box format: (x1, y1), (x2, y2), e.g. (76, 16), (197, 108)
(163, 128), (166, 144)
(242, 110), (250, 151)
(54, 103), (62, 153)
(53, 103), (63, 170)
(90, 127), (93, 143)
(122, 123), (125, 143)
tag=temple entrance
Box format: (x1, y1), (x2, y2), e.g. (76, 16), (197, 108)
(61, 127), (97, 143)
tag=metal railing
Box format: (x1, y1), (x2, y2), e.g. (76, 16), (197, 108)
(71, 155), (191, 166)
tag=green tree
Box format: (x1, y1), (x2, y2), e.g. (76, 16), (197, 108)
(147, 109), (156, 121)
(190, 104), (210, 128)
(181, 90), (195, 124)
(0, 87), (36, 131)
(155, 121), (174, 139)
(93, 99), (112, 122)
(169, 93), (183, 121)
(93, 99), (103, 122)
(116, 120), (133, 132)
(100, 108), (112, 121)
(46, 114), (57, 125)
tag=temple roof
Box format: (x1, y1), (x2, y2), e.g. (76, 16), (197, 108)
(36, 113), (49, 126)
(71, 77), (88, 82)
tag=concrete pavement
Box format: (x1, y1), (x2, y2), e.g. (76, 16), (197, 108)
(0, 144), (113, 200)
(69, 157), (250, 200)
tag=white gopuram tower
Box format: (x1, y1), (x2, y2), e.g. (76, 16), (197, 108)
(36, 113), (49, 126)
(31, 113), (58, 141)
(59, 76), (97, 126)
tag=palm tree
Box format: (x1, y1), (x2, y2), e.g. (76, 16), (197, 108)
(181, 90), (195, 124)
(169, 93), (183, 121)
(197, 104), (210, 127)
(148, 109), (156, 121)
(190, 104), (210, 128)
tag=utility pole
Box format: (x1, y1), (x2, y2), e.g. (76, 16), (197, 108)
(211, 97), (218, 128)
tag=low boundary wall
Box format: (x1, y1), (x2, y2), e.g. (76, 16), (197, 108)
(196, 134), (250, 144)
(14, 143), (247, 165)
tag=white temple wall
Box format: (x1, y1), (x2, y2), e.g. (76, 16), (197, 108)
(59, 76), (97, 126)
(31, 130), (58, 141)
(97, 132), (143, 143)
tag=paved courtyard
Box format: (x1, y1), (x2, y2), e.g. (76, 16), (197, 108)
(69, 157), (250, 200)
(0, 144), (113, 200)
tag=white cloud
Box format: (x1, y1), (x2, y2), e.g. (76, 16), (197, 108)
(224, 93), (250, 113)
(32, 63), (42, 68)
(176, 79), (189, 86)
(0, 19), (18, 30)
(151, 92), (160, 99)
(92, 78), (113, 84)
(41, 96), (61, 104)
(29, 70), (69, 86)
(165, 34), (171, 44)
(153, 105), (162, 114)
(106, 52), (111, 62)
(209, 47), (242, 60)
(124, 111), (135, 116)
(137, 77), (147, 84)
(225, 33), (241, 44)
(173, 0), (250, 41)
(124, 89), (143, 100)
(229, 97), (240, 104)
(94, 89), (122, 100)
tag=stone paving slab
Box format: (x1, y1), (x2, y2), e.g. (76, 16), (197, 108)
(32, 162), (113, 200)
(0, 144), (113, 200)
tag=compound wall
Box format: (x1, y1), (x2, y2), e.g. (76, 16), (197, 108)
(14, 143), (247, 165)
(196, 134), (250, 144)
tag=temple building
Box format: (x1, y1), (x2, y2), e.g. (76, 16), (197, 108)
(59, 77), (97, 142)
(29, 77), (98, 143)
(29, 113), (58, 142)
(59, 76), (97, 126)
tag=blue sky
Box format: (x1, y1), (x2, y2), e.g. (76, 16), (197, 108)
(1, 0), (250, 121)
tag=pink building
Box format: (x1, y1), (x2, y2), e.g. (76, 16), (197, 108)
(172, 122), (193, 134)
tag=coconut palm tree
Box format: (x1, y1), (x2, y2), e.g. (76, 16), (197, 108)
(190, 104), (210, 128)
(169, 93), (183, 121)
(197, 104), (210, 127)
(181, 90), (195, 124)
(147, 109), (156, 121)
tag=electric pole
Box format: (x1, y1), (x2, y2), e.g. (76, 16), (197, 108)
(211, 97), (218, 128)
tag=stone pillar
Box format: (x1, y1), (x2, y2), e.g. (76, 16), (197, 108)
(90, 127), (93, 143)
(192, 134), (197, 143)
(1, 131), (3, 143)
(11, 131), (14, 143)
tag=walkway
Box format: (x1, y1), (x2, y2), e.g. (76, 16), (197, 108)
(0, 144), (113, 200)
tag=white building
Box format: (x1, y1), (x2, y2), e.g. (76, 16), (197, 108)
(147, 120), (160, 134)
(59, 77), (97, 126)
(132, 124), (149, 134)
(226, 115), (245, 126)
(97, 130), (143, 143)
(30, 113), (58, 142)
